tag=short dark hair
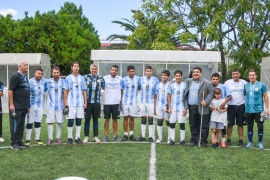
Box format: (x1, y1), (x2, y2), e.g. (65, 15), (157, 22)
(51, 66), (60, 72)
(211, 72), (220, 79)
(193, 67), (202, 73)
(162, 70), (170, 76)
(249, 69), (256, 74)
(145, 65), (153, 70)
(232, 68), (240, 73)
(188, 71), (193, 78)
(35, 68), (43, 72)
(127, 65), (135, 71)
(214, 88), (221, 95)
(111, 65), (118, 70)
(174, 70), (182, 76)
(71, 61), (80, 67)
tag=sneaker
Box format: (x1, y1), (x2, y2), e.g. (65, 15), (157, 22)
(167, 139), (171, 144)
(18, 141), (28, 148)
(156, 138), (162, 143)
(75, 138), (83, 146)
(25, 140), (31, 146)
(67, 138), (73, 146)
(103, 136), (109, 142)
(35, 140), (43, 145)
(129, 135), (137, 141)
(212, 143), (217, 149)
(83, 136), (89, 144)
(180, 140), (188, 146)
(148, 137), (154, 143)
(113, 135), (120, 142)
(11, 144), (22, 150)
(215, 142), (220, 148)
(257, 142), (264, 150)
(168, 139), (175, 146)
(121, 135), (128, 141)
(0, 137), (5, 142)
(190, 142), (196, 147)
(238, 140), (244, 147)
(245, 142), (253, 148)
(56, 138), (63, 145)
(47, 139), (53, 145)
(94, 136), (101, 143)
(221, 142), (226, 148)
(201, 142), (208, 148)
(227, 139), (231, 146)
(138, 136), (146, 141)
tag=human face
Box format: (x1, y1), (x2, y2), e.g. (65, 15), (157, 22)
(214, 93), (221, 100)
(110, 67), (118, 77)
(91, 66), (98, 76)
(174, 73), (182, 83)
(34, 70), (43, 80)
(232, 71), (240, 82)
(72, 63), (80, 75)
(211, 76), (220, 87)
(52, 69), (60, 80)
(145, 68), (153, 78)
(161, 73), (169, 83)
(248, 71), (257, 83)
(192, 69), (202, 81)
(128, 69), (135, 78)
(19, 61), (29, 74)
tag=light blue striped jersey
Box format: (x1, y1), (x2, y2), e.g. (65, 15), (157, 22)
(120, 76), (141, 105)
(84, 74), (105, 103)
(168, 82), (186, 112)
(64, 74), (87, 107)
(29, 78), (47, 108)
(244, 81), (267, 113)
(140, 76), (159, 104)
(155, 81), (170, 110)
(46, 78), (66, 110)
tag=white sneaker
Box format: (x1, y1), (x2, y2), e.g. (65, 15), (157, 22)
(156, 138), (162, 143)
(0, 137), (5, 142)
(167, 139), (170, 144)
(83, 136), (89, 144)
(94, 136), (100, 143)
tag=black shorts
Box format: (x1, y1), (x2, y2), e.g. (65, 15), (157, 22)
(85, 103), (101, 119)
(104, 104), (120, 119)
(245, 113), (262, 124)
(227, 104), (245, 126)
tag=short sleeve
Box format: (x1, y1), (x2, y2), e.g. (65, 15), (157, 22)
(0, 81), (4, 91)
(9, 74), (19, 91)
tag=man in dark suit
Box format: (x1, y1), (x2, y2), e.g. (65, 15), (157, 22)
(184, 67), (213, 148)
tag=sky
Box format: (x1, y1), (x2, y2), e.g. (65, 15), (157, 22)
(0, 0), (142, 39)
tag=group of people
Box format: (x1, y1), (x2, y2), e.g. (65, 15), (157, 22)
(0, 60), (268, 150)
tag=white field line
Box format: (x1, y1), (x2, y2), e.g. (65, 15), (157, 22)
(149, 126), (157, 180)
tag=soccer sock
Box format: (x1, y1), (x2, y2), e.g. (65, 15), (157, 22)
(167, 127), (170, 141)
(47, 124), (53, 140)
(26, 129), (32, 141)
(129, 131), (134, 136)
(248, 130), (253, 142)
(170, 128), (175, 142)
(149, 125), (154, 138)
(141, 124), (146, 138)
(56, 123), (62, 139)
(222, 138), (226, 143)
(68, 127), (73, 139)
(75, 126), (81, 140)
(35, 127), (41, 140)
(124, 132), (128, 136)
(157, 125), (163, 139)
(258, 130), (263, 142)
(180, 130), (185, 142)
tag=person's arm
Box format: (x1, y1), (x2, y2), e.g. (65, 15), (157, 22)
(120, 89), (123, 111)
(167, 93), (172, 114)
(83, 90), (87, 109)
(154, 94), (157, 115)
(263, 92), (269, 114)
(8, 90), (15, 112)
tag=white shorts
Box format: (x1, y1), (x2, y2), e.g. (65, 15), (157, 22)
(169, 111), (187, 124)
(66, 106), (84, 119)
(140, 103), (154, 116)
(28, 108), (43, 123)
(122, 104), (138, 117)
(46, 110), (64, 123)
(156, 108), (169, 121)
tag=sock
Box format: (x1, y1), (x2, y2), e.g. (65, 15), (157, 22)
(180, 130), (185, 142)
(26, 129), (32, 140)
(141, 124), (146, 138)
(248, 130), (253, 142)
(35, 127), (41, 140)
(75, 126), (81, 139)
(167, 127), (170, 141)
(258, 130), (263, 142)
(149, 125), (154, 138)
(47, 124), (53, 140)
(170, 128), (175, 142)
(157, 126), (163, 139)
(56, 124), (62, 139)
(124, 132), (128, 136)
(222, 138), (226, 143)
(68, 127), (73, 139)
(129, 131), (134, 136)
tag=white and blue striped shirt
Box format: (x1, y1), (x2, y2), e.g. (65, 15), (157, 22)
(168, 82), (186, 112)
(29, 78), (47, 108)
(140, 76), (159, 104)
(64, 74), (87, 107)
(155, 82), (170, 110)
(46, 78), (66, 111)
(120, 76), (141, 105)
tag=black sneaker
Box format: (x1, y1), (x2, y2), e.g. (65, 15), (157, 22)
(190, 142), (196, 147)
(180, 140), (187, 146)
(138, 136), (146, 141)
(75, 138), (83, 146)
(168, 140), (175, 146)
(121, 135), (128, 141)
(215, 142), (220, 148)
(148, 137), (154, 143)
(67, 138), (73, 146)
(129, 135), (137, 141)
(227, 139), (232, 146)
(238, 140), (244, 147)
(201, 142), (208, 148)
(11, 144), (22, 150)
(212, 143), (216, 148)
(18, 141), (28, 148)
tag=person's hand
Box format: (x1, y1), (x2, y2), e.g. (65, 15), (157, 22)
(183, 109), (187, 116)
(120, 104), (123, 111)
(265, 108), (269, 115)
(154, 109), (156, 116)
(220, 102), (226, 109)
(84, 103), (87, 109)
(167, 108), (172, 114)
(201, 101), (207, 107)
(9, 104), (15, 112)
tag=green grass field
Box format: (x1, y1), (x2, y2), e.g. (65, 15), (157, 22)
(1, 113), (270, 179)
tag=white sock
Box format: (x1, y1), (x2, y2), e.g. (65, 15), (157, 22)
(75, 126), (81, 139)
(170, 128), (175, 142)
(56, 123), (62, 139)
(167, 127), (170, 141)
(124, 132), (128, 136)
(222, 138), (226, 143)
(129, 131), (134, 136)
(26, 129), (32, 140)
(149, 125), (154, 138)
(157, 126), (163, 139)
(47, 124), (53, 140)
(141, 124), (146, 138)
(68, 127), (73, 139)
(35, 127), (41, 140)
(180, 130), (185, 142)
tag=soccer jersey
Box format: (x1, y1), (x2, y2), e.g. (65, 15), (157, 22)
(64, 74), (87, 107)
(46, 78), (66, 111)
(225, 79), (247, 105)
(212, 83), (230, 99)
(168, 82), (186, 112)
(210, 98), (228, 123)
(140, 76), (159, 104)
(120, 75), (141, 105)
(155, 81), (170, 110)
(0, 81), (3, 109)
(29, 77), (47, 108)
(84, 74), (105, 104)
(244, 81), (267, 113)
(103, 75), (122, 105)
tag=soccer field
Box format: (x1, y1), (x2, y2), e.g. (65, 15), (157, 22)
(1, 114), (270, 179)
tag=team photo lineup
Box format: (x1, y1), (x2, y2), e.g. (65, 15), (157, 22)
(1, 59), (269, 150)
